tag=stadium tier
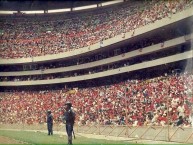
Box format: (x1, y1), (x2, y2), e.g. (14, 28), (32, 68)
(0, 71), (193, 126)
(0, 0), (192, 59)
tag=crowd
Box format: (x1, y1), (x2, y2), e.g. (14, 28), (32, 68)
(0, 27), (186, 73)
(0, 70), (193, 127)
(0, 0), (192, 59)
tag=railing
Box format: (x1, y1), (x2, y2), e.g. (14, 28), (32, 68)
(76, 125), (193, 143)
(0, 123), (193, 143)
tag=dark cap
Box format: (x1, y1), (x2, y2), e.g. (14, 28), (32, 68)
(47, 110), (51, 113)
(65, 101), (72, 107)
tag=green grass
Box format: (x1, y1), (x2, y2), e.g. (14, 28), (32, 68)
(0, 130), (133, 145)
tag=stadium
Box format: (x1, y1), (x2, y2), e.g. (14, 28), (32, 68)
(0, 0), (193, 144)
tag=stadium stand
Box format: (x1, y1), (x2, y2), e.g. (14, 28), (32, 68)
(0, 0), (192, 58)
(0, 68), (193, 127)
(0, 0), (193, 143)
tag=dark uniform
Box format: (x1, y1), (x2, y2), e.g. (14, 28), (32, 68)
(176, 116), (183, 126)
(63, 102), (75, 145)
(47, 110), (53, 135)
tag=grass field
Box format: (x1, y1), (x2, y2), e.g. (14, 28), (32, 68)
(0, 130), (134, 145)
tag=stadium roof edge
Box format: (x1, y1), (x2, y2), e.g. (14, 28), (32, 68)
(0, 0), (124, 15)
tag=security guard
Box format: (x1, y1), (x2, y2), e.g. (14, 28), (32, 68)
(47, 110), (53, 135)
(63, 102), (75, 144)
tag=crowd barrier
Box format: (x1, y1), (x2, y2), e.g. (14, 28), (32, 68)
(76, 124), (193, 143)
(1, 123), (193, 143)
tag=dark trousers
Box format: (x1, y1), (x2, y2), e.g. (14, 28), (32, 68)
(66, 124), (73, 144)
(47, 123), (53, 135)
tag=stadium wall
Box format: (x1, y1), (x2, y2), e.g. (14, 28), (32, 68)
(0, 49), (192, 86)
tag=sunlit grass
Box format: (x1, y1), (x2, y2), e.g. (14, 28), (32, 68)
(0, 130), (133, 144)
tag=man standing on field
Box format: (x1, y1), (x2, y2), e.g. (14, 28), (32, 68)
(47, 110), (53, 135)
(63, 102), (75, 145)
